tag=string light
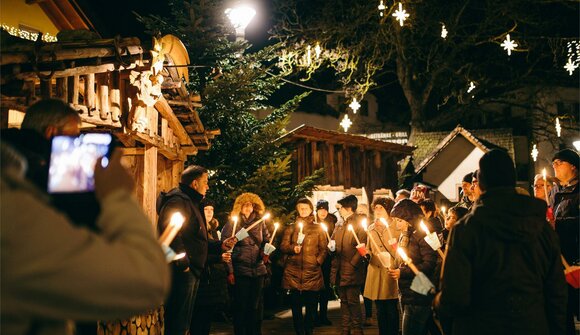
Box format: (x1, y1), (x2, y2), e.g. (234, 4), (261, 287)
(392, 3), (410, 27)
(555, 117), (561, 137)
(378, 1), (386, 17)
(500, 34), (518, 56)
(467, 81), (476, 93)
(441, 24), (448, 39)
(340, 114), (352, 132)
(1, 24), (57, 42)
(531, 144), (538, 162)
(315, 43), (322, 58)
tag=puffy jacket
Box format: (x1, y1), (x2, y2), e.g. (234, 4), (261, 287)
(437, 188), (567, 335)
(330, 214), (367, 287)
(221, 212), (270, 278)
(550, 179), (579, 265)
(281, 216), (327, 291)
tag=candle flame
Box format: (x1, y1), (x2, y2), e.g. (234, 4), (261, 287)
(542, 168), (547, 180)
(361, 218), (368, 231)
(379, 217), (389, 227)
(347, 224), (354, 231)
(321, 223), (328, 231)
(232, 215), (238, 223)
(440, 206), (446, 215)
(419, 220), (430, 235)
(397, 247), (409, 263)
(170, 212), (185, 228)
(298, 221), (303, 229)
(263, 213), (271, 220)
(274, 222), (279, 229)
(174, 252), (187, 260)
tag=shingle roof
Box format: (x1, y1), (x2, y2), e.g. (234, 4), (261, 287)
(411, 125), (515, 174)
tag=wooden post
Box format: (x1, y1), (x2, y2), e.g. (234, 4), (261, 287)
(147, 106), (158, 137)
(97, 73), (110, 120)
(161, 118), (169, 145)
(142, 144), (158, 225)
(110, 71), (121, 122)
(68, 75), (79, 105)
(344, 144), (351, 188)
(24, 81), (36, 105)
(56, 77), (67, 101)
(40, 79), (52, 98)
(85, 73), (95, 116)
(328, 144), (335, 185)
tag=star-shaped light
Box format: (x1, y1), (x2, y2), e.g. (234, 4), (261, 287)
(467, 81), (476, 93)
(555, 117), (561, 137)
(531, 144), (538, 162)
(500, 34), (518, 56)
(340, 114), (352, 132)
(441, 24), (448, 39)
(392, 3), (410, 27)
(564, 58), (578, 75)
(378, 1), (386, 16)
(349, 98), (361, 114)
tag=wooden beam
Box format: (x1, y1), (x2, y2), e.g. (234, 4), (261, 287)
(3, 62), (140, 83)
(132, 131), (180, 161)
(154, 97), (193, 146)
(142, 144), (158, 224)
(120, 147), (145, 156)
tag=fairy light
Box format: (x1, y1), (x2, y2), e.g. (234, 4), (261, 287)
(378, 0), (386, 16)
(555, 117), (561, 137)
(340, 114), (352, 132)
(1, 24), (57, 42)
(441, 24), (448, 39)
(531, 144), (538, 162)
(349, 98), (361, 114)
(392, 3), (410, 27)
(500, 34), (518, 56)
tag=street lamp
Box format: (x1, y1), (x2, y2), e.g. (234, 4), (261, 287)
(225, 3), (256, 41)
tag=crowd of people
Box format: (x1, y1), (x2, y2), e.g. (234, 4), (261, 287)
(1, 98), (578, 335)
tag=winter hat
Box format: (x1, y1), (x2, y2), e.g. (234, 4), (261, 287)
(390, 198), (424, 227)
(337, 194), (358, 211)
(478, 149), (516, 191)
(462, 172), (474, 183)
(316, 199), (330, 211)
(201, 198), (215, 209)
(552, 148), (579, 169)
(372, 197), (395, 213)
(296, 197), (314, 211)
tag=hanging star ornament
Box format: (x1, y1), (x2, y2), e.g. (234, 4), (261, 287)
(531, 144), (538, 162)
(441, 24), (448, 39)
(349, 98), (361, 114)
(500, 34), (518, 56)
(564, 58), (578, 75)
(467, 81), (476, 93)
(340, 114), (352, 132)
(378, 0), (386, 17)
(392, 3), (410, 27)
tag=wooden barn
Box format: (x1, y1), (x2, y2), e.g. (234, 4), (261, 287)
(281, 125), (415, 206)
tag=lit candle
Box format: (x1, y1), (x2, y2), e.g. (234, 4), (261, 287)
(397, 247), (419, 274)
(420, 220), (445, 258)
(159, 212), (185, 246)
(440, 206), (446, 217)
(321, 223), (331, 242)
(362, 219), (379, 252)
(269, 222), (280, 244)
(380, 217), (396, 241)
(347, 224), (361, 245)
(298, 221), (304, 235)
(246, 212), (271, 231)
(231, 216), (238, 237)
(542, 168), (550, 206)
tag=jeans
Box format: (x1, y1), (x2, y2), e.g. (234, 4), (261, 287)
(290, 290), (319, 335)
(401, 304), (432, 335)
(164, 270), (199, 335)
(375, 299), (399, 335)
(338, 285), (364, 335)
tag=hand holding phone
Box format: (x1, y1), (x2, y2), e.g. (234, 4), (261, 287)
(94, 150), (135, 201)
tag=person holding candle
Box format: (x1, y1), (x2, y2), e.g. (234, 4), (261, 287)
(157, 165), (236, 335)
(280, 198), (327, 335)
(363, 197), (401, 335)
(550, 148), (579, 335)
(221, 192), (270, 335)
(533, 173), (556, 204)
(314, 199), (338, 326)
(435, 149), (567, 335)
(330, 194), (367, 335)
(388, 198), (436, 335)
(191, 199), (230, 335)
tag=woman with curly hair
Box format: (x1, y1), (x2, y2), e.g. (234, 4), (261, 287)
(221, 192), (270, 335)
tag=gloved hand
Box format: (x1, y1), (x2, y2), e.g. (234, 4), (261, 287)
(262, 253), (271, 264)
(227, 273), (236, 285)
(356, 243), (369, 257)
(327, 240), (336, 252)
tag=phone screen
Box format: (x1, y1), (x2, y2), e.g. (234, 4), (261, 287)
(48, 133), (112, 193)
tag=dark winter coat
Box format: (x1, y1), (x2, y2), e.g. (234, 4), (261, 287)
(398, 221), (437, 306)
(221, 212), (270, 278)
(316, 213), (338, 279)
(437, 188), (567, 335)
(157, 183), (221, 278)
(195, 219), (229, 309)
(281, 215), (327, 291)
(330, 214), (367, 287)
(550, 179), (579, 265)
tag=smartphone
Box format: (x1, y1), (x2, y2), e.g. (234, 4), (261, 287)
(47, 133), (113, 193)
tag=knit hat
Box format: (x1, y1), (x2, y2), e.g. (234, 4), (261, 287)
(316, 199), (329, 211)
(462, 172), (474, 183)
(478, 149), (516, 191)
(552, 148), (579, 169)
(390, 199), (424, 227)
(337, 194), (358, 211)
(372, 197), (395, 213)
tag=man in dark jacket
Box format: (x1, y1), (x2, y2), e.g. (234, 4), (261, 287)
(435, 149), (567, 335)
(158, 165), (235, 335)
(315, 199), (338, 326)
(330, 194), (367, 335)
(550, 148), (579, 335)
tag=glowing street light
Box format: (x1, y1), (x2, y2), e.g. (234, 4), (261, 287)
(225, 3), (256, 41)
